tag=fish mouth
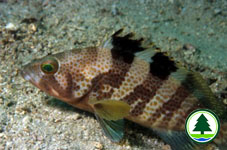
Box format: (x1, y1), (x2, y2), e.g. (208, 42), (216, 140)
(20, 65), (41, 85)
(21, 68), (32, 81)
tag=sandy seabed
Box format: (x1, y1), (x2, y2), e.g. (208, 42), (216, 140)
(0, 0), (226, 150)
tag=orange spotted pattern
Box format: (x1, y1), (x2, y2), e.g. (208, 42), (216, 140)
(37, 46), (205, 132)
(21, 31), (226, 148)
(81, 50), (204, 131)
(53, 47), (113, 99)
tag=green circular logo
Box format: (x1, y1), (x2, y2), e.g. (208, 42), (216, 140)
(185, 109), (220, 144)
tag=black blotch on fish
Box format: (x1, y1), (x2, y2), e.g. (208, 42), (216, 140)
(150, 52), (177, 80)
(111, 29), (145, 64)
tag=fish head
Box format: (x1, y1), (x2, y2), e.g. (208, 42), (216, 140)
(21, 51), (87, 103)
(21, 54), (64, 97)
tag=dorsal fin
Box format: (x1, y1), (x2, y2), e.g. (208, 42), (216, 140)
(103, 29), (178, 79)
(135, 48), (156, 63)
(103, 29), (145, 64)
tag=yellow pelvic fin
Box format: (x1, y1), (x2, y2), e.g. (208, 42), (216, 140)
(89, 99), (130, 121)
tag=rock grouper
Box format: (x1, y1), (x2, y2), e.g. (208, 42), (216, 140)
(21, 29), (227, 150)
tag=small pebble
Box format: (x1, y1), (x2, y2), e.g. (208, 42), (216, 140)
(223, 99), (227, 105)
(66, 113), (81, 121)
(162, 144), (171, 150)
(5, 23), (16, 30)
(183, 43), (196, 52)
(23, 116), (31, 124)
(0, 98), (3, 104)
(94, 142), (103, 150)
(0, 133), (6, 139)
(28, 24), (37, 33)
(53, 118), (62, 123)
(0, 75), (3, 82)
(214, 9), (221, 15)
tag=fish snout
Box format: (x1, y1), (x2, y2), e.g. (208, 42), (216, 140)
(21, 67), (31, 81)
(20, 64), (41, 84)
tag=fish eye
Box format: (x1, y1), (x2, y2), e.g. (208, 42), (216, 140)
(41, 58), (59, 74)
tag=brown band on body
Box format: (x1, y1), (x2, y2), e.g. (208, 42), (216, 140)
(40, 72), (73, 99)
(149, 85), (190, 125)
(171, 101), (203, 130)
(91, 58), (132, 100)
(123, 74), (164, 116)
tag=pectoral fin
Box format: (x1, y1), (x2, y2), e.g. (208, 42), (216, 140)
(89, 99), (130, 121)
(95, 114), (124, 142)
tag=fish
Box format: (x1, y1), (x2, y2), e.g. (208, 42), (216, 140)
(21, 29), (227, 150)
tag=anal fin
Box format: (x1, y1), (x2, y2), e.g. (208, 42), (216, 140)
(153, 129), (204, 150)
